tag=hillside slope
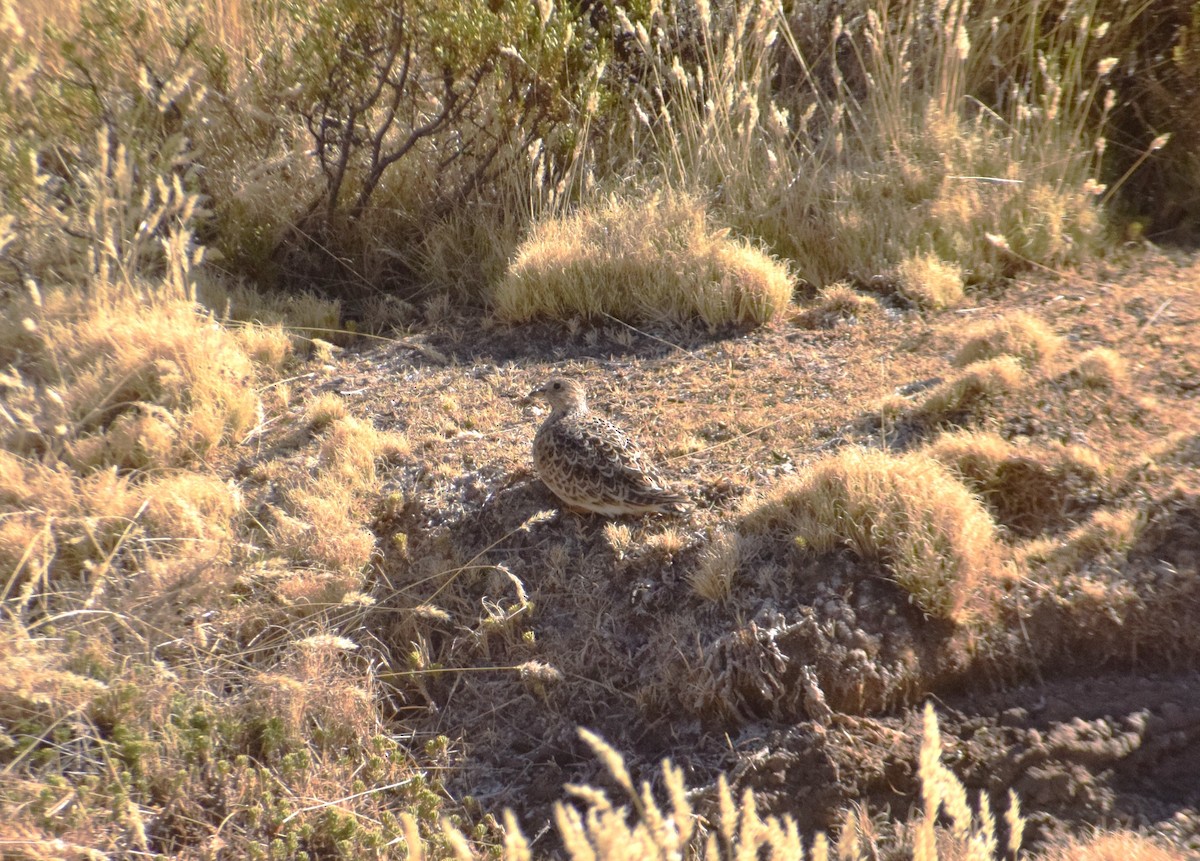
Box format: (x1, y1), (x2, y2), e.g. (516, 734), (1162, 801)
(247, 249), (1200, 853)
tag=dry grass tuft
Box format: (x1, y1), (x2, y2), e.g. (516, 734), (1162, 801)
(2, 298), (260, 470)
(494, 193), (794, 328)
(3, 0), (1197, 853)
(1020, 506), (1145, 575)
(740, 448), (1003, 623)
(305, 392), (350, 430)
(243, 634), (376, 750)
(688, 530), (740, 602)
(1034, 831), (1182, 861)
(923, 430), (1014, 481)
(926, 430), (1107, 537)
(909, 701), (1025, 859)
(0, 622), (109, 728)
(895, 252), (965, 310)
(644, 527), (688, 560)
(793, 282), (880, 329)
(953, 311), (1064, 369)
(270, 412), (408, 587)
(1063, 347), (1131, 390)
(602, 522), (634, 556)
(0, 455), (249, 613)
(273, 488), (372, 582)
(318, 415), (409, 493)
(199, 281), (344, 342)
(1147, 431), (1200, 468)
(233, 322), (297, 373)
(140, 473), (242, 547)
(916, 356), (1028, 423)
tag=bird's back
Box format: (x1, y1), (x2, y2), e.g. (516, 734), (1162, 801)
(533, 410), (687, 515)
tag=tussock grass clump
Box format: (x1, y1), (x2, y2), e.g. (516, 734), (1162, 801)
(0, 623), (109, 728)
(305, 392), (351, 430)
(232, 322), (297, 374)
(1147, 431), (1200, 468)
(200, 281), (343, 339)
(608, 0), (1113, 293)
(245, 634), (376, 751)
(740, 448), (1003, 623)
(1020, 507), (1145, 576)
(0, 459), (133, 593)
(494, 193), (794, 328)
(927, 430), (1107, 537)
(953, 311), (1064, 369)
(688, 529), (740, 603)
(1063, 347), (1130, 390)
(317, 415), (410, 494)
(140, 474), (242, 548)
(923, 430), (1014, 482)
(271, 414), (408, 588)
(895, 252), (965, 310)
(0, 455), (245, 602)
(916, 356), (1028, 423)
(793, 282), (880, 329)
(1, 299), (261, 470)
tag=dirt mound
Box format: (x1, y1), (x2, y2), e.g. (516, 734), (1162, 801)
(728, 672), (1200, 851)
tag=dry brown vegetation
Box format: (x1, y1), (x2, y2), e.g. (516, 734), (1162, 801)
(952, 312), (1065, 370)
(738, 447), (1005, 624)
(4, 0), (1200, 857)
(494, 193), (795, 328)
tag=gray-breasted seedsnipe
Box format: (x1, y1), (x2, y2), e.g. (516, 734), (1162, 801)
(528, 377), (689, 516)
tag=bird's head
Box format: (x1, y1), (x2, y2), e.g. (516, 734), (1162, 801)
(527, 377), (587, 414)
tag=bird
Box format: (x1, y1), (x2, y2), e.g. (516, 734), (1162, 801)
(526, 376), (689, 516)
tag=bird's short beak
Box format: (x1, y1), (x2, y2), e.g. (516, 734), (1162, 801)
(523, 384), (546, 406)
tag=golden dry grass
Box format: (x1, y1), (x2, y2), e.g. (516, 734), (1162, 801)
(1034, 831), (1183, 861)
(2, 297), (261, 470)
(953, 311), (1064, 369)
(5, 0), (1200, 855)
(304, 390), (351, 429)
(232, 322), (297, 372)
(688, 529), (740, 603)
(1065, 347), (1131, 390)
(792, 282), (880, 329)
(926, 429), (1108, 536)
(1019, 507), (1145, 575)
(739, 448), (1003, 623)
(268, 413), (408, 590)
(916, 356), (1029, 423)
(494, 193), (794, 328)
(895, 252), (966, 310)
(491, 702), (1025, 861)
(0, 294), (438, 854)
(5, 260), (1199, 856)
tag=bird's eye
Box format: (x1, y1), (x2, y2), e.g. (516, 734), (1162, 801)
(552, 382), (561, 390)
